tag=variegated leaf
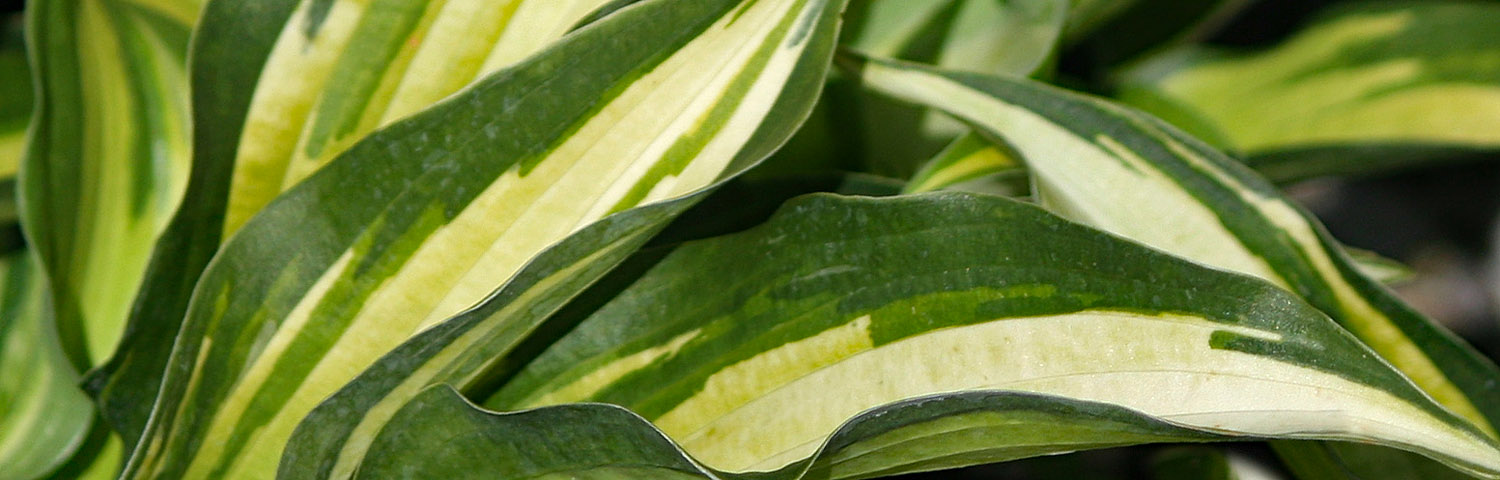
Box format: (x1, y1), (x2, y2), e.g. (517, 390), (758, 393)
(0, 251), (96, 479)
(20, 0), (198, 369)
(902, 131), (1024, 194)
(219, 0), (625, 236)
(832, 0), (1066, 180)
(1117, 2), (1500, 179)
(121, 0), (847, 478)
(87, 0), (640, 443)
(458, 192), (1500, 478)
(845, 52), (1500, 449)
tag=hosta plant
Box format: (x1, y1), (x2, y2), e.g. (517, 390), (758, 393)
(3, 0), (1500, 478)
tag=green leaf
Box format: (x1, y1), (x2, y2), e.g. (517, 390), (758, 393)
(903, 131), (1024, 194)
(1117, 2), (1500, 161)
(280, 174), (893, 479)
(844, 54), (1500, 442)
(365, 387), (1221, 479)
(20, 0), (198, 370)
(833, 0), (1067, 180)
(219, 0), (621, 236)
(474, 192), (1500, 477)
(120, 0), (847, 478)
(844, 0), (1067, 77)
(1273, 441), (1480, 480)
(0, 251), (95, 480)
(86, 0), (641, 445)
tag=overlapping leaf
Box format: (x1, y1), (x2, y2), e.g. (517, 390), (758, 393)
(88, 0), (630, 445)
(848, 53), (1500, 434)
(121, 0), (848, 477)
(354, 192), (1500, 478)
(219, 0), (625, 235)
(1117, 1), (1500, 180)
(845, 54), (1500, 476)
(821, 0), (1066, 180)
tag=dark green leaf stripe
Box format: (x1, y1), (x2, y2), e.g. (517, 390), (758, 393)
(280, 194), (703, 480)
(276, 2), (850, 478)
(484, 193), (1500, 476)
(0, 251), (96, 479)
(844, 54), (1500, 438)
(122, 0), (846, 478)
(221, 0), (620, 236)
(21, 0), (196, 371)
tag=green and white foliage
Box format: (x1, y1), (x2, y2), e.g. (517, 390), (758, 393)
(0, 251), (97, 479)
(116, 0), (849, 478)
(22, 0), (199, 368)
(318, 192), (1500, 478)
(848, 54), (1500, 437)
(5, 0), (1500, 479)
(1117, 1), (1500, 180)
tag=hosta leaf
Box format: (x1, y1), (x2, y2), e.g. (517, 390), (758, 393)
(903, 131), (1024, 194)
(88, 0), (647, 443)
(121, 0), (847, 478)
(364, 387), (1222, 480)
(0, 251), (95, 479)
(219, 0), (625, 236)
(477, 192), (1500, 477)
(846, 54), (1500, 440)
(1117, 2), (1500, 164)
(844, 0), (1067, 78)
(280, 175), (892, 480)
(833, 0), (1066, 180)
(20, 0), (198, 368)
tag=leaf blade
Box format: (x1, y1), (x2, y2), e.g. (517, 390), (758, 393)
(844, 53), (1500, 440)
(123, 0), (849, 477)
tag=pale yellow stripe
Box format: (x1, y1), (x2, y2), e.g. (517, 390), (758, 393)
(523, 329), (705, 408)
(664, 313), (1496, 475)
(179, 251), (356, 479)
(325, 240), (635, 480)
(377, 0), (525, 124)
(224, 0), (372, 236)
(196, 0), (816, 477)
(278, 0), (453, 190)
(478, 0), (615, 73)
